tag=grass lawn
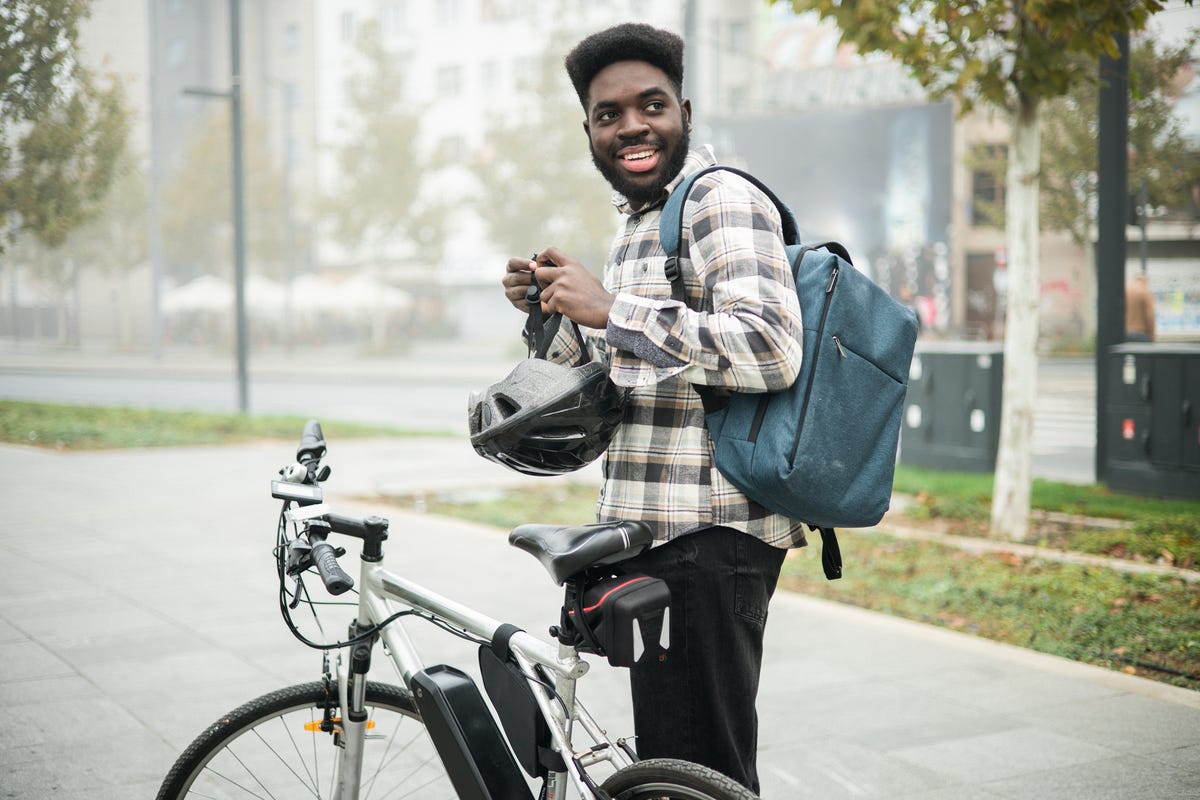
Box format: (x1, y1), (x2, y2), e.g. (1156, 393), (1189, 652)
(0, 399), (427, 449)
(389, 477), (1200, 692)
(4, 400), (1197, 690)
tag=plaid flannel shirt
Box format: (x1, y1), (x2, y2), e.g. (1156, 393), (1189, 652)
(546, 147), (807, 548)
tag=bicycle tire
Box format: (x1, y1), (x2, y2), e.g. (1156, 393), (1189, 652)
(600, 757), (760, 800)
(156, 680), (456, 799)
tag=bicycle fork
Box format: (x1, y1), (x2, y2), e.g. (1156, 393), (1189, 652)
(331, 628), (375, 800)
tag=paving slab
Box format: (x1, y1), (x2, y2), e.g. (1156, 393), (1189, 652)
(0, 438), (1196, 799)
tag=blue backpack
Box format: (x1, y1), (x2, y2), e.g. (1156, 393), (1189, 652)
(660, 166), (918, 579)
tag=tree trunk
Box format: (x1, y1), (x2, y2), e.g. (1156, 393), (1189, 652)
(991, 96), (1041, 541)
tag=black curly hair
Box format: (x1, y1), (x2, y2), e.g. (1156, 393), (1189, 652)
(564, 22), (685, 111)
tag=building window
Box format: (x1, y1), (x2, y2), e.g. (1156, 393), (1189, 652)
(382, 1), (407, 35)
(284, 81), (300, 112)
(283, 22), (299, 52)
(340, 11), (355, 43)
(166, 37), (187, 69)
(970, 144), (1006, 227)
(480, 60), (500, 93)
(514, 55), (538, 90)
(727, 84), (748, 114)
(436, 0), (463, 25)
(437, 64), (463, 96)
(728, 20), (749, 54)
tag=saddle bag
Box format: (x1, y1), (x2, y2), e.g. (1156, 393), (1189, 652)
(570, 573), (670, 668)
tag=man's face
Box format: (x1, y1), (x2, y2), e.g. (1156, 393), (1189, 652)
(583, 60), (691, 209)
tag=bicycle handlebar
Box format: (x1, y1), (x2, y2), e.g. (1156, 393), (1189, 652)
(276, 421), (390, 598)
(310, 538), (354, 595)
(297, 419), (326, 466)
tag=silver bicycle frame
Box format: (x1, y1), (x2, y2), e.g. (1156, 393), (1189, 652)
(327, 556), (637, 800)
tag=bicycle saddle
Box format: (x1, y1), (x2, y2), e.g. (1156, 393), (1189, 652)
(508, 521), (653, 584)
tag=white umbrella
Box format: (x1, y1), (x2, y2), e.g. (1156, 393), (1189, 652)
(333, 273), (413, 312)
(161, 275), (232, 314)
(246, 274), (286, 315)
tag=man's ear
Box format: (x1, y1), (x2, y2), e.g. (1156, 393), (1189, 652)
(681, 98), (693, 130)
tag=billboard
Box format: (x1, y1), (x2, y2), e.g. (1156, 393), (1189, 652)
(706, 101), (954, 328)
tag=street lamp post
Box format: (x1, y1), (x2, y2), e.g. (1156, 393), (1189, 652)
(183, 0), (249, 414)
(1095, 32), (1129, 483)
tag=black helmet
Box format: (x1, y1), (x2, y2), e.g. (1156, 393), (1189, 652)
(469, 317), (625, 476)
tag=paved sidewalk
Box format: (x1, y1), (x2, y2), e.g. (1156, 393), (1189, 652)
(1, 437), (1197, 799)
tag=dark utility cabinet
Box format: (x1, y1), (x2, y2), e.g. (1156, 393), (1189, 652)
(900, 342), (1003, 472)
(1104, 344), (1200, 498)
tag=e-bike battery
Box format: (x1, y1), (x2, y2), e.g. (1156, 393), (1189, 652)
(411, 664), (533, 799)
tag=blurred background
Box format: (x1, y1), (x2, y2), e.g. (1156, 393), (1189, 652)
(1, 0), (1197, 359)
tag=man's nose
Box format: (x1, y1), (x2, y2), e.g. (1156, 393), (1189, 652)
(618, 110), (650, 139)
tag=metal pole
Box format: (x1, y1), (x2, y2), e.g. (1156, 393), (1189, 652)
(683, 0), (698, 99)
(283, 86), (295, 354)
(147, 0), (164, 359)
(1095, 32), (1129, 483)
(1138, 177), (1148, 275)
(230, 0), (249, 413)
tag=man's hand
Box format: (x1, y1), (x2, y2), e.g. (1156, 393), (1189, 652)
(532, 247), (615, 329)
(502, 256), (538, 313)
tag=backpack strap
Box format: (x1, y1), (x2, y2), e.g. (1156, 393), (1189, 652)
(660, 165), (800, 303)
(816, 527), (843, 580)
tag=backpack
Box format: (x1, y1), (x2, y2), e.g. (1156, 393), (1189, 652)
(659, 165), (919, 579)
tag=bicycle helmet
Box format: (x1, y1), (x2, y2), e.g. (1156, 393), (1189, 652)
(468, 327), (625, 477)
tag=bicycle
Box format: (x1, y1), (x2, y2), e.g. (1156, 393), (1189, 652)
(155, 420), (759, 800)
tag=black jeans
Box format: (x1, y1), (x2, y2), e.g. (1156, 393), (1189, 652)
(622, 526), (787, 793)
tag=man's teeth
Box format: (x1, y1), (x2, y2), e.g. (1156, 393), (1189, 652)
(624, 151), (655, 160)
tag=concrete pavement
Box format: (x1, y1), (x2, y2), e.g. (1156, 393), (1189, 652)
(1, 436), (1197, 799)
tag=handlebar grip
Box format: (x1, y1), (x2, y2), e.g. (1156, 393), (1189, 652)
(310, 540), (354, 595)
(297, 419), (327, 465)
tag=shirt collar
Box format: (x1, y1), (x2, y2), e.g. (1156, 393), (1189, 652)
(612, 145), (718, 216)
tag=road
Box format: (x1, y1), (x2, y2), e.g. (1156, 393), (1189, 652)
(0, 344), (1098, 482)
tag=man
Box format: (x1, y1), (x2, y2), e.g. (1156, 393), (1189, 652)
(500, 23), (805, 792)
(1125, 272), (1156, 342)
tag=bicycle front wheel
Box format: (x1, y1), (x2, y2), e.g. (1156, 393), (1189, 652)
(156, 680), (454, 799)
(600, 758), (760, 800)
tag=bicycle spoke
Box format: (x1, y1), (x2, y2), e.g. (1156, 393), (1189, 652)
(247, 721), (320, 798)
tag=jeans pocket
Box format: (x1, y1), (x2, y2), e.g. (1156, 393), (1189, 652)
(733, 536), (771, 626)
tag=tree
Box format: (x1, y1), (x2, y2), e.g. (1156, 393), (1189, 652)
(1, 0), (130, 251)
(776, 0), (1170, 541)
(969, 32), (1200, 244)
(321, 20), (445, 265)
(471, 31), (620, 275)
(160, 104), (285, 283)
(1041, 32), (1200, 242)
(6, 147), (147, 345)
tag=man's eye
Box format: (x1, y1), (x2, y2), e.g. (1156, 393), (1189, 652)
(646, 101), (665, 112)
(597, 111), (618, 123)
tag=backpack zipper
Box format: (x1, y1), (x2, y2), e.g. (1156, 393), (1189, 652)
(747, 396), (770, 441)
(785, 259), (839, 462)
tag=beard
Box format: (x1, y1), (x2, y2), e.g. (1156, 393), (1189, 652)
(590, 119), (690, 207)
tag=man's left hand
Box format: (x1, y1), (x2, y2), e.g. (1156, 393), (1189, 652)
(534, 246), (615, 329)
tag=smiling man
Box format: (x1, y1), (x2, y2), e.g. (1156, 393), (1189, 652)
(499, 23), (805, 792)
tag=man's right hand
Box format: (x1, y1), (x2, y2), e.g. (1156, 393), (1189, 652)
(503, 256), (537, 313)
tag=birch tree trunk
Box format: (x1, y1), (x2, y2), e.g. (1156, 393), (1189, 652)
(991, 96), (1041, 541)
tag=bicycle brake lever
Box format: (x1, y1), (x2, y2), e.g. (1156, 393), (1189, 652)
(288, 576), (304, 609)
(286, 537), (313, 576)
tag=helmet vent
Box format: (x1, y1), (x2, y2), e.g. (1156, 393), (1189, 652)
(493, 395), (520, 419)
